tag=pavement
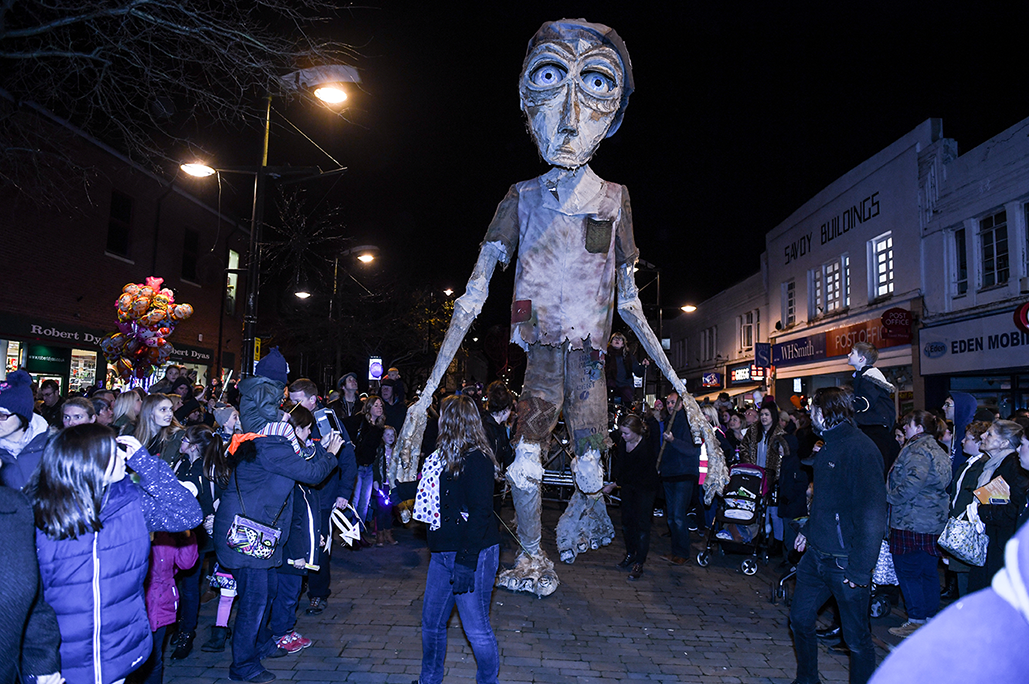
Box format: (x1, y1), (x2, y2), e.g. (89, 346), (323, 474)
(164, 501), (922, 684)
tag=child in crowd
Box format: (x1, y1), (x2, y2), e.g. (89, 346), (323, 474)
(135, 532), (199, 684)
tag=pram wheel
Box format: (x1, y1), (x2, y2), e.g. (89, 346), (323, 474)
(696, 551), (710, 567)
(741, 558), (758, 576)
(870, 594), (891, 618)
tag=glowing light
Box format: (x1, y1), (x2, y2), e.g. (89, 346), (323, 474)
(314, 85), (348, 104)
(181, 163), (216, 177)
(681, 304), (697, 313)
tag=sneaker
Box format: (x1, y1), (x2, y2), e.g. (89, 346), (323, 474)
(170, 629), (195, 660)
(628, 563), (644, 580)
(275, 630), (313, 654)
(887, 621), (924, 638)
(715, 530), (733, 541)
(305, 597), (327, 615)
(659, 554), (687, 566)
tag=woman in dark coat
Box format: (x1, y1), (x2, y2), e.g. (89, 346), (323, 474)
(605, 413), (659, 580)
(414, 395), (501, 684)
(968, 420), (1029, 594)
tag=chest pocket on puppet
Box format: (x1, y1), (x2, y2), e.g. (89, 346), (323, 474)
(584, 217), (613, 254)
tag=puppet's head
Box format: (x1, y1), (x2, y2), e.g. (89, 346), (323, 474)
(520, 19), (634, 169)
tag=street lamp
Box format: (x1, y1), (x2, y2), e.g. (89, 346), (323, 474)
(184, 64), (361, 377)
(681, 304), (698, 313)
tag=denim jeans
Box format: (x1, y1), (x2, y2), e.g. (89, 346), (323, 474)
(790, 548), (876, 684)
(663, 478), (696, 558)
(136, 625), (166, 684)
(268, 571), (303, 638)
(419, 545), (500, 684)
(355, 465), (374, 523)
(892, 549), (940, 621)
(229, 567), (279, 681)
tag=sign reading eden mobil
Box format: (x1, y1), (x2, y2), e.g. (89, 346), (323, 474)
(919, 309), (1029, 375)
(772, 335), (827, 368)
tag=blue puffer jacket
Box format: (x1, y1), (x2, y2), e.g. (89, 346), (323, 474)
(34, 448), (202, 684)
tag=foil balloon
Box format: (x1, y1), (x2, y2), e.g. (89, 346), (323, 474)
(102, 276), (195, 382)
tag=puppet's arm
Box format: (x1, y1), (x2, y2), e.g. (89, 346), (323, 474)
(615, 263), (728, 501)
(397, 241), (506, 480)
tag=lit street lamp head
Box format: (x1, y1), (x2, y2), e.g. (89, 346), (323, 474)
(181, 162), (216, 177)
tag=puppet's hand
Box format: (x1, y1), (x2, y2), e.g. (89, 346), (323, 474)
(397, 395), (430, 479)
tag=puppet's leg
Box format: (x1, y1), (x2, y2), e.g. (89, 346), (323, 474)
(554, 343), (614, 564)
(496, 344), (562, 597)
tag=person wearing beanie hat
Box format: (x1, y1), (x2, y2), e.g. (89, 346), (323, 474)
(0, 370), (54, 490)
(238, 348), (289, 434)
(213, 405), (240, 437)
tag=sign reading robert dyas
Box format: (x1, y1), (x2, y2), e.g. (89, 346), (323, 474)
(919, 309), (1029, 375)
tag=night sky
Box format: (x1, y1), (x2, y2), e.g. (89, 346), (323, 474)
(203, 2), (1029, 325)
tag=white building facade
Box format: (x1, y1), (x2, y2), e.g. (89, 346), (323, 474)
(918, 116), (1029, 416)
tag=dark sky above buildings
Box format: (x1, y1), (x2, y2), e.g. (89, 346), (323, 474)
(210, 2), (1029, 322)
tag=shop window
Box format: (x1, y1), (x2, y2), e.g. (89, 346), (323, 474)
(70, 350), (97, 393)
(181, 228), (200, 282)
(953, 227), (968, 297)
(106, 190), (133, 258)
(980, 209), (1008, 289)
(781, 280), (795, 327)
(738, 309), (758, 352)
(225, 249), (240, 316)
(870, 232), (894, 298)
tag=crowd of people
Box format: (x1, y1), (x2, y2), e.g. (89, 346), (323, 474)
(2, 335), (1029, 684)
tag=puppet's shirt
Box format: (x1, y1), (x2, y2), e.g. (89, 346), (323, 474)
(484, 165), (638, 353)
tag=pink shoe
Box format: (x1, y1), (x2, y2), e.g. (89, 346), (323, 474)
(275, 630), (313, 653)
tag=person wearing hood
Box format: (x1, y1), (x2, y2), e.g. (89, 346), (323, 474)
(214, 348), (339, 684)
(848, 342), (900, 473)
(0, 370), (53, 490)
(870, 426), (1029, 682)
(943, 391), (977, 479)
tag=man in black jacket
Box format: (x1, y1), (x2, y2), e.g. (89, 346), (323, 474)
(658, 391), (701, 565)
(790, 386), (887, 684)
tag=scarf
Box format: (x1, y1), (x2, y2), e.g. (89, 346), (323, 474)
(413, 450), (444, 531)
(978, 448), (1016, 488)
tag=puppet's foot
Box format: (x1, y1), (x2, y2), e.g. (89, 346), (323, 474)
(496, 551), (559, 598)
(556, 489), (615, 564)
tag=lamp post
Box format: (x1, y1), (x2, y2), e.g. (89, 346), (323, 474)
(328, 244), (379, 384)
(183, 64), (360, 377)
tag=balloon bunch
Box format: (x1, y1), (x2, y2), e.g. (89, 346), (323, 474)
(100, 276), (194, 381)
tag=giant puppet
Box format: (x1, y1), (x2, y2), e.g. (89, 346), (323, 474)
(398, 19), (727, 597)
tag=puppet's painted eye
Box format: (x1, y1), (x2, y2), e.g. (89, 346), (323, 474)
(581, 70), (615, 95)
(529, 64), (567, 87)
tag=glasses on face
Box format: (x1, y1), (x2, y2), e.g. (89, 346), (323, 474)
(41, 391), (54, 398)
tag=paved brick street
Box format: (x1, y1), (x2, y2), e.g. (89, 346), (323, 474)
(165, 502), (908, 684)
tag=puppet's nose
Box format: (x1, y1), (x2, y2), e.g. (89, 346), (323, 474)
(558, 86), (580, 135)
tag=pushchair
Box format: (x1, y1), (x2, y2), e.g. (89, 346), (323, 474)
(697, 463), (771, 576)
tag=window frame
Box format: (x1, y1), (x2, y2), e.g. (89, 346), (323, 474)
(870, 232), (894, 300)
(979, 208), (1009, 290)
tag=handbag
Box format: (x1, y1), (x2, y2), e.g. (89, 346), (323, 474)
(937, 513), (989, 567)
(225, 475), (289, 560)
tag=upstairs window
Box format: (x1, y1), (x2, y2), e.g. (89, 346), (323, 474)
(953, 227), (968, 297)
(980, 209), (1008, 288)
(871, 232), (894, 298)
(810, 256), (849, 317)
(106, 190), (133, 257)
(700, 326), (717, 362)
(781, 280), (796, 327)
(738, 309), (759, 352)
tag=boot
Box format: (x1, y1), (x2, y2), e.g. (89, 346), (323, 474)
(941, 573), (959, 600)
(201, 626), (231, 653)
(617, 553), (635, 569)
(170, 629), (195, 659)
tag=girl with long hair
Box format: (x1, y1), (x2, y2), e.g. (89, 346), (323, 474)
(112, 390), (143, 435)
(353, 395), (386, 536)
(604, 413), (659, 580)
(135, 394), (185, 464)
(26, 424), (201, 684)
(373, 426), (399, 546)
(414, 394), (501, 684)
(168, 424), (225, 659)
